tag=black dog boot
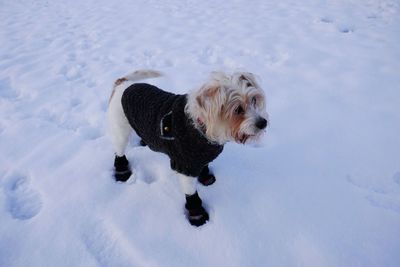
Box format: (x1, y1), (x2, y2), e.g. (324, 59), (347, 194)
(198, 165), (216, 186)
(114, 155), (132, 182)
(185, 192), (209, 226)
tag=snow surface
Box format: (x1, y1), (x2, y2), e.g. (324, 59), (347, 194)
(1, 0), (400, 266)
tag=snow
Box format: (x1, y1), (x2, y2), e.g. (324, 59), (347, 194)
(1, 0), (400, 266)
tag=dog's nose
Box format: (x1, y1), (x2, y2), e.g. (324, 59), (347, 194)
(255, 118), (267, 129)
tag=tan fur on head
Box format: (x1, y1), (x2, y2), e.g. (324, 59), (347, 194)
(186, 71), (268, 145)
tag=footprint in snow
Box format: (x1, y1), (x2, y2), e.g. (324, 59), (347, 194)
(347, 172), (400, 214)
(70, 98), (81, 108)
(318, 16), (355, 34)
(320, 17), (333, 23)
(338, 25), (354, 34)
(76, 126), (102, 140)
(81, 220), (157, 267)
(3, 173), (42, 220)
(59, 64), (84, 81)
(366, 195), (400, 214)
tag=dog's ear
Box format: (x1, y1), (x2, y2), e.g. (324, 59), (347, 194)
(196, 85), (222, 108)
(237, 72), (259, 88)
(196, 72), (230, 108)
(195, 84), (226, 124)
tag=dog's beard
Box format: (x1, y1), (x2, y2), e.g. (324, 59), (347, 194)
(237, 130), (264, 144)
(235, 117), (266, 144)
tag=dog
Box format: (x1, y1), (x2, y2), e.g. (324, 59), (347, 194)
(108, 70), (268, 226)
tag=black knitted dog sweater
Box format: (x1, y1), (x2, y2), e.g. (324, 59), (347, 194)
(121, 83), (224, 177)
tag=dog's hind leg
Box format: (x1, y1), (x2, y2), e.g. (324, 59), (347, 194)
(177, 174), (209, 226)
(108, 84), (133, 182)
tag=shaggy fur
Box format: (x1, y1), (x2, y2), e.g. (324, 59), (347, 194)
(108, 70), (268, 226)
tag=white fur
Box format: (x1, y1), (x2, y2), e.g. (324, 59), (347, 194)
(177, 173), (197, 196)
(108, 84), (132, 156)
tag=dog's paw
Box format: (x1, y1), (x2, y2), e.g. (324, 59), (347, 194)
(198, 165), (216, 186)
(187, 206), (209, 227)
(113, 155), (132, 182)
(198, 173), (216, 186)
(114, 169), (132, 182)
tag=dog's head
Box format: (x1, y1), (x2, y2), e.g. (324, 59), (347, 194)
(186, 71), (268, 144)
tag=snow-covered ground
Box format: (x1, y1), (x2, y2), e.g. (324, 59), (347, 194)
(1, 0), (400, 266)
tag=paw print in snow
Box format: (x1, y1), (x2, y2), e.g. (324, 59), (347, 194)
(3, 173), (42, 220)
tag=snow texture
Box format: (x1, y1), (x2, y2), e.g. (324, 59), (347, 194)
(1, 0), (400, 266)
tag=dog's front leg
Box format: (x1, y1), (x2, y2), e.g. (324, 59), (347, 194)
(198, 165), (216, 186)
(177, 173), (209, 226)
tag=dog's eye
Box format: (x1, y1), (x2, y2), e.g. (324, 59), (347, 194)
(234, 105), (244, 115)
(251, 97), (257, 106)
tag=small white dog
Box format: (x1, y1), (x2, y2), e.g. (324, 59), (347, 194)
(108, 70), (268, 226)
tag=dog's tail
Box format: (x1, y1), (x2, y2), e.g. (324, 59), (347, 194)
(109, 70), (163, 104)
(114, 69), (163, 87)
